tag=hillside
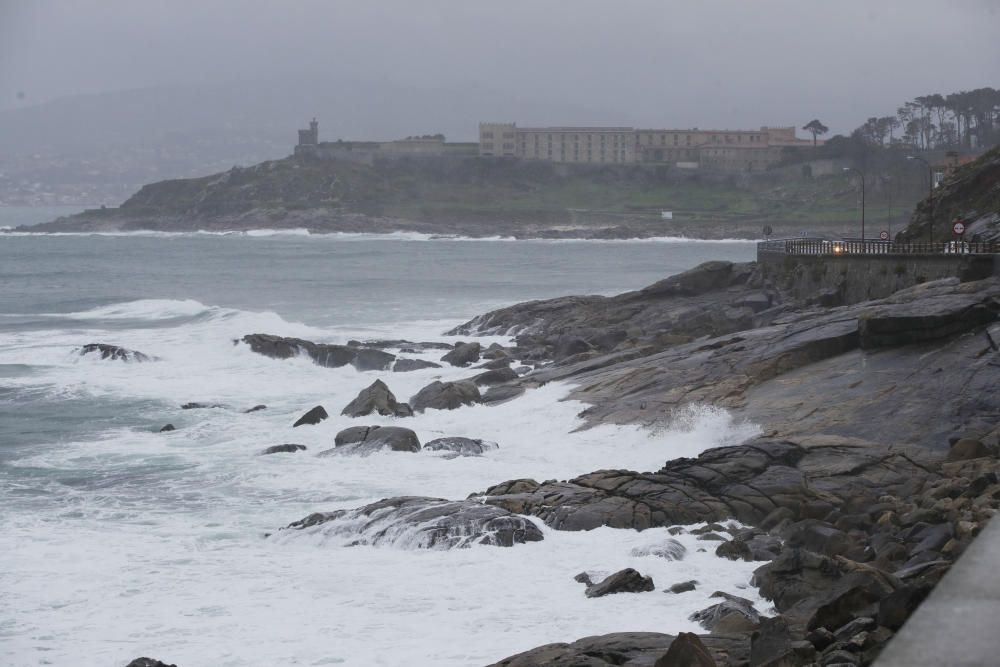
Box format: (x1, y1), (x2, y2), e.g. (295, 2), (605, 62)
(897, 145), (1000, 243)
(25, 153), (924, 239)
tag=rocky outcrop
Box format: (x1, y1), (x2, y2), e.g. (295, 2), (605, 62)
(582, 568), (655, 598)
(241, 333), (395, 371)
(392, 358), (442, 372)
(79, 343), (153, 362)
(158, 424), (175, 433)
(422, 437), (498, 457)
(409, 380), (481, 412)
(321, 425), (420, 455)
(441, 341), (481, 367)
(485, 633), (745, 667)
(340, 379), (412, 418)
(469, 367), (519, 386)
(284, 496), (543, 548)
(292, 405), (328, 427)
(125, 659), (177, 667)
(260, 444), (307, 455)
(689, 592), (761, 632)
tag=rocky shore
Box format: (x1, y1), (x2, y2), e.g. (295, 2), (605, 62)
(120, 257), (1000, 666)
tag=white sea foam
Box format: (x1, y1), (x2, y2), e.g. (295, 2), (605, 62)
(0, 298), (765, 666)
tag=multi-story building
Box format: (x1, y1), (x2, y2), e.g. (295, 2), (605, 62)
(479, 122), (816, 172)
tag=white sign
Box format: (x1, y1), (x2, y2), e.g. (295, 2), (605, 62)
(952, 220), (966, 236)
(660, 211), (673, 220)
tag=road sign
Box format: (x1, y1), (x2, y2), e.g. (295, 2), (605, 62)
(762, 225), (773, 237)
(952, 220), (966, 236)
(879, 231), (889, 241)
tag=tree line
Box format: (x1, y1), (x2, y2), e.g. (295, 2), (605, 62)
(803, 86), (1000, 154)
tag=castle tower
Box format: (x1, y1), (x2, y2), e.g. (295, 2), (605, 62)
(297, 118), (319, 146)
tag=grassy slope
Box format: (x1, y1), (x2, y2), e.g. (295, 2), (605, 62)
(62, 154), (922, 234)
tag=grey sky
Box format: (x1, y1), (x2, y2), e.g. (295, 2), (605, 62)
(2, 0), (998, 135)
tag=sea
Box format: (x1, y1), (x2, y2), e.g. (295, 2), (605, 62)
(1, 206), (764, 667)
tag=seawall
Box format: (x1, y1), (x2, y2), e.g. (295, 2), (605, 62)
(757, 250), (996, 304)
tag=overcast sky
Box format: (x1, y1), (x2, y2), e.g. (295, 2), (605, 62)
(1, 0), (998, 135)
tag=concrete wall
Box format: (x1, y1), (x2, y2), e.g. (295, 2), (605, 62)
(757, 251), (996, 304)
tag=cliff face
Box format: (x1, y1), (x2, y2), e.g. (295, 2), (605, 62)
(897, 146), (1000, 243)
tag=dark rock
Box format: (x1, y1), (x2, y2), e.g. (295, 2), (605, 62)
(485, 632), (742, 667)
(410, 380), (481, 412)
(833, 617), (876, 639)
(284, 496), (543, 548)
(858, 294), (999, 349)
(158, 424), (175, 432)
(80, 343), (152, 362)
(260, 444), (307, 455)
(423, 437), (498, 457)
(126, 659), (177, 667)
(749, 616), (795, 667)
(715, 539), (754, 562)
(334, 425), (375, 447)
(806, 627), (836, 651)
(340, 379), (412, 418)
(322, 425), (420, 456)
(441, 342), (481, 367)
(573, 572), (593, 586)
(292, 405), (328, 427)
(782, 520), (852, 558)
(476, 356), (513, 370)
(392, 358), (442, 372)
(820, 649), (859, 666)
(514, 365), (533, 376)
(554, 336), (593, 360)
(667, 580), (698, 594)
(654, 632), (716, 667)
(690, 592), (761, 632)
(697, 532), (726, 541)
(585, 568), (655, 598)
(181, 402), (225, 410)
(630, 538), (686, 561)
(947, 437), (991, 461)
(243, 404), (267, 413)
(877, 581), (934, 630)
(805, 570), (898, 632)
(481, 385), (526, 405)
(241, 333), (394, 371)
(470, 367), (519, 386)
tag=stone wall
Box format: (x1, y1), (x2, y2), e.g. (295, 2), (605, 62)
(757, 251), (996, 304)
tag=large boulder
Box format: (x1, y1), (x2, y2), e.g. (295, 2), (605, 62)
(284, 496), (543, 548)
(630, 539), (686, 561)
(340, 379), (412, 418)
(423, 437), (499, 457)
(241, 334), (395, 371)
(654, 632), (716, 667)
(470, 367), (519, 386)
(392, 358), (442, 372)
(441, 342), (482, 367)
(79, 343), (153, 362)
(410, 380), (481, 412)
(126, 660), (177, 667)
(260, 444), (307, 455)
(584, 568), (655, 598)
(689, 592), (761, 632)
(481, 385), (526, 405)
(321, 425), (420, 456)
(292, 405), (328, 427)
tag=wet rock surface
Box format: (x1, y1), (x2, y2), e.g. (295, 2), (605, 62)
(125, 659), (177, 667)
(79, 343), (153, 362)
(473, 269), (1000, 666)
(260, 444), (307, 455)
(392, 358), (442, 372)
(321, 425), (421, 455)
(422, 437), (498, 457)
(284, 496), (543, 548)
(484, 632), (745, 667)
(292, 405), (328, 427)
(583, 568), (655, 598)
(441, 341), (481, 367)
(410, 380), (481, 412)
(340, 379), (412, 418)
(241, 333), (395, 371)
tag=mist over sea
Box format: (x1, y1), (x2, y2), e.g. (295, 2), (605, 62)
(1, 227), (762, 666)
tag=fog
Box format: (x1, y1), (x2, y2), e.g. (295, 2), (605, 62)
(3, 0), (998, 131)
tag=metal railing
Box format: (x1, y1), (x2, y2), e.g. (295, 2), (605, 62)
(757, 237), (1000, 257)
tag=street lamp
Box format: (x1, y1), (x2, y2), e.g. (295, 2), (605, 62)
(907, 155), (934, 243)
(843, 167), (865, 242)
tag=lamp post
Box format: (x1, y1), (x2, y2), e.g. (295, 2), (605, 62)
(907, 155), (934, 244)
(843, 167), (865, 242)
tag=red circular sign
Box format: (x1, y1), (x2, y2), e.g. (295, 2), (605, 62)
(952, 220), (966, 235)
(879, 231), (889, 240)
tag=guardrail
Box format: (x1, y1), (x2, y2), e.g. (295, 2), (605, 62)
(757, 238), (1000, 257)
